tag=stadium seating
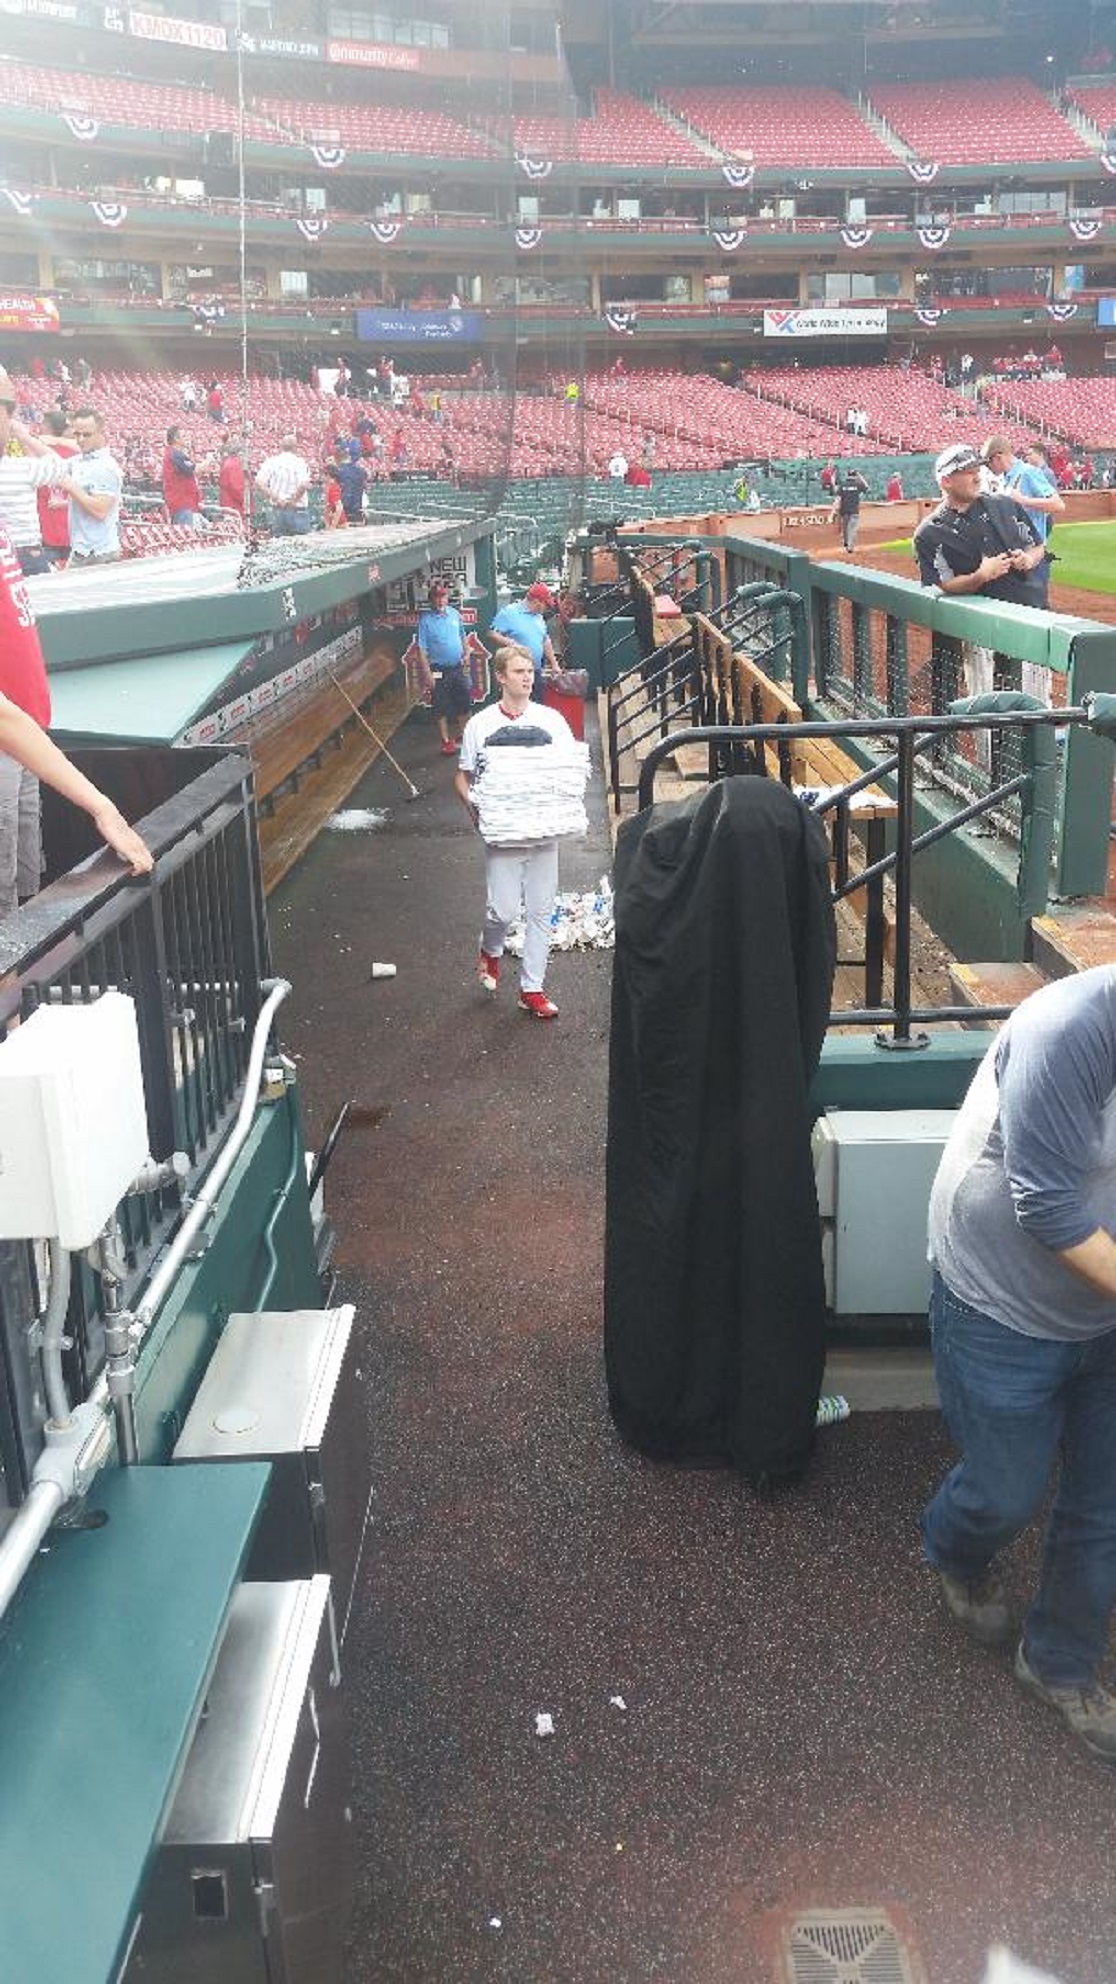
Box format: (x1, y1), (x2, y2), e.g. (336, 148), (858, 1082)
(1066, 83), (1116, 139)
(508, 89), (707, 166)
(979, 377), (1116, 449)
(656, 86), (895, 167)
(756, 364), (1029, 453)
(866, 78), (1091, 165)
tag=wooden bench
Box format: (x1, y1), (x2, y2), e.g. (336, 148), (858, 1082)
(236, 648), (399, 809)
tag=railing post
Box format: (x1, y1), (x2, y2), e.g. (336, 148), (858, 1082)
(1060, 629), (1116, 898)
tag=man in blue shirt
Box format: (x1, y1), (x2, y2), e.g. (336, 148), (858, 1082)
(924, 965), (1116, 1759)
(488, 583), (558, 701)
(416, 580), (472, 755)
(331, 440), (367, 525)
(981, 436), (1065, 553)
(67, 408), (123, 562)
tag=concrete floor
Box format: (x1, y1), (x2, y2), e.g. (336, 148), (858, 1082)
(272, 711), (1113, 1984)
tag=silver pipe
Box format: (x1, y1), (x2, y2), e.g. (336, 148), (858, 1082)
(0, 1482), (66, 1617)
(40, 1241), (73, 1428)
(89, 976), (292, 1412)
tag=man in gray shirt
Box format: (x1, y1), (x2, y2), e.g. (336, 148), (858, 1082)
(924, 966), (1116, 1759)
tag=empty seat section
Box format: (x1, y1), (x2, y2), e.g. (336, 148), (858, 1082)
(656, 85), (895, 167)
(867, 77), (1090, 164)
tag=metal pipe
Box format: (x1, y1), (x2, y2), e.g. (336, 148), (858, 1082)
(89, 977), (292, 1417)
(0, 1482), (66, 1619)
(887, 729), (917, 1046)
(40, 1241), (73, 1429)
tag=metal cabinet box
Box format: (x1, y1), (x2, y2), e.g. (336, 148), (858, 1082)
(125, 1578), (352, 1984)
(812, 1109), (956, 1315)
(173, 1307), (370, 1647)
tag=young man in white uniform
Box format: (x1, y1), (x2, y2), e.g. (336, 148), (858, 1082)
(454, 647), (574, 1021)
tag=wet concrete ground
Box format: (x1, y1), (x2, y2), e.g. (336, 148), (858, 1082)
(272, 711), (1116, 1984)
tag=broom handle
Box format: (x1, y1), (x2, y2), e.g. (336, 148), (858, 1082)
(328, 670), (417, 794)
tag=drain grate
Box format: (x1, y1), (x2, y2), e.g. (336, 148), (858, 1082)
(784, 1908), (917, 1984)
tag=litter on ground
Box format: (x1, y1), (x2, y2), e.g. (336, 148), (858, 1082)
(505, 877), (614, 957)
(326, 808), (389, 831)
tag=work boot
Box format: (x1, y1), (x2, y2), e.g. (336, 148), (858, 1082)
(936, 1568), (1014, 1646)
(1015, 1643), (1116, 1762)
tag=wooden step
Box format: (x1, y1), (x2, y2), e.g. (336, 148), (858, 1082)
(259, 677), (411, 893)
(948, 960), (1047, 1024)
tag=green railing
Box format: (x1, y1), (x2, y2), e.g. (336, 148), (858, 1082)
(620, 527), (1116, 912)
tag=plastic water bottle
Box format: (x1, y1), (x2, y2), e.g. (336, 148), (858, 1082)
(816, 1394), (851, 1427)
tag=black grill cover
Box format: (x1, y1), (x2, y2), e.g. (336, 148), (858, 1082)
(604, 776), (836, 1483)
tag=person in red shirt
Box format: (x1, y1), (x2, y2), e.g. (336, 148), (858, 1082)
(0, 524), (151, 918)
(36, 409), (79, 567)
(162, 426), (203, 528)
(218, 443), (246, 519)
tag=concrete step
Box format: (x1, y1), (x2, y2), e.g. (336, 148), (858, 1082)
(1031, 906), (1116, 980)
(947, 959), (1047, 1022)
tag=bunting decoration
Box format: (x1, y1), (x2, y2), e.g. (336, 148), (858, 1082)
(61, 111), (99, 142)
(296, 214), (328, 241)
(1102, 152), (1116, 175)
(91, 201), (127, 228)
(368, 219), (402, 244)
(604, 305), (637, 336)
(310, 143), (346, 170)
(1046, 301), (1078, 321)
(917, 225), (950, 251)
(516, 153), (553, 180)
(712, 229), (746, 252)
(0, 190), (33, 219)
(840, 225), (874, 250)
(514, 227), (543, 251)
(721, 161), (754, 189)
(915, 306), (946, 326)
(906, 160), (940, 184)
(1068, 216), (1103, 242)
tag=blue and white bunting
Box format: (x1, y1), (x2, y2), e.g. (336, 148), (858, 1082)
(296, 214), (328, 241)
(514, 227), (543, 251)
(368, 219), (402, 245)
(840, 225), (873, 250)
(906, 160), (940, 184)
(917, 226), (950, 251)
(1068, 216), (1103, 242)
(712, 229), (746, 252)
(516, 153), (553, 180)
(310, 144), (346, 170)
(91, 200), (127, 228)
(1046, 301), (1078, 321)
(1, 189), (33, 219)
(721, 161), (754, 189)
(915, 306), (946, 326)
(1102, 153), (1116, 175)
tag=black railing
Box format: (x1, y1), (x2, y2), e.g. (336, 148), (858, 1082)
(635, 710), (1071, 1045)
(0, 748), (269, 1501)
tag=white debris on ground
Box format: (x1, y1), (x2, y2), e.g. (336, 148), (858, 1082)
(534, 1712), (555, 1738)
(326, 808), (389, 831)
(505, 877), (614, 957)
(609, 1694), (627, 1711)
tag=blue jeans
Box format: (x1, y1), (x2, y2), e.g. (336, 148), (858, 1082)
(922, 1272), (1116, 1686)
(272, 506), (311, 536)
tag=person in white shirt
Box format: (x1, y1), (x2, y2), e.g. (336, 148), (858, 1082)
(0, 371), (73, 575)
(454, 647), (574, 1021)
(255, 436), (312, 535)
(607, 451), (629, 481)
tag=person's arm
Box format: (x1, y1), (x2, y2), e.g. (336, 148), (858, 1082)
(65, 471), (119, 521)
(9, 420), (54, 461)
(1057, 1229), (1116, 1302)
(0, 697), (153, 874)
(541, 635), (558, 674)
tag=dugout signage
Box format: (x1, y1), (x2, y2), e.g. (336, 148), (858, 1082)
(763, 307), (888, 339)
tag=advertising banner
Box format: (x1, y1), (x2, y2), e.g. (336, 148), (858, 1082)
(763, 307), (888, 339)
(1096, 297), (1116, 327)
(327, 38), (421, 68)
(238, 31), (323, 59)
(128, 8), (226, 46)
(355, 308), (482, 344)
(0, 293), (60, 332)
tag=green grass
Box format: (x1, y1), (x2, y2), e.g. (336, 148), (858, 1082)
(879, 519), (1116, 596)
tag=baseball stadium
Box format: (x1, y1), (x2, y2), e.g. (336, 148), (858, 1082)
(3, 3), (1116, 1981)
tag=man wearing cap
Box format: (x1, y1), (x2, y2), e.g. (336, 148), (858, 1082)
(980, 437), (1064, 575)
(0, 369), (75, 576)
(914, 443), (1048, 608)
(488, 585), (559, 702)
(417, 580), (472, 755)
